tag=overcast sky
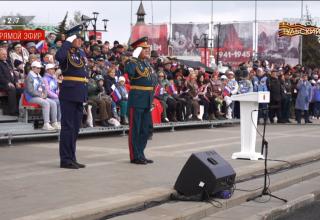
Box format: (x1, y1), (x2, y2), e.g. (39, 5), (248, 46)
(0, 1), (319, 44)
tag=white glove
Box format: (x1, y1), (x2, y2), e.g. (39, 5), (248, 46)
(132, 47), (142, 58)
(66, 35), (77, 43)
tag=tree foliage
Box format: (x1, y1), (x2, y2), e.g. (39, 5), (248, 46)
(55, 12), (68, 35)
(302, 35), (320, 68)
(302, 6), (320, 68)
(68, 11), (82, 28)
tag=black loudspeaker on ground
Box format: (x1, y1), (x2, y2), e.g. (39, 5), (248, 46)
(174, 150), (236, 197)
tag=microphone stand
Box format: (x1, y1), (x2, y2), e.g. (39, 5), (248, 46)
(247, 109), (287, 203)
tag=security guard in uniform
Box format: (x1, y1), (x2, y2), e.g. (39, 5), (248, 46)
(125, 37), (155, 165)
(55, 34), (88, 169)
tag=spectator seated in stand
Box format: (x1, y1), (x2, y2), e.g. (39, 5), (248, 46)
(13, 59), (26, 85)
(0, 48), (23, 116)
(154, 70), (178, 122)
(2, 29), (319, 128)
(9, 42), (29, 65)
(42, 63), (61, 125)
(26, 42), (37, 55)
(116, 76), (129, 125)
(87, 74), (114, 127)
(182, 70), (200, 121)
(197, 73), (210, 120)
(225, 71), (239, 119)
(104, 67), (121, 122)
(207, 71), (225, 120)
(24, 61), (60, 130)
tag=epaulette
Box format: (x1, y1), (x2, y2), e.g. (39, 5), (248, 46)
(128, 57), (139, 64)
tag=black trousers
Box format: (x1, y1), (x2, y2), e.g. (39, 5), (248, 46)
(166, 97), (177, 121)
(0, 86), (22, 115)
(233, 101), (240, 119)
(309, 103), (315, 117)
(199, 96), (210, 120)
(59, 99), (83, 164)
(281, 94), (292, 122)
(175, 97), (187, 121)
(295, 109), (310, 123)
(180, 94), (194, 119)
(269, 100), (282, 122)
(208, 96), (218, 115)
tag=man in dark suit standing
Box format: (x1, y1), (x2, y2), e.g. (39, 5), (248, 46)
(55, 34), (88, 169)
(125, 37), (156, 165)
(267, 69), (285, 123)
(0, 48), (22, 115)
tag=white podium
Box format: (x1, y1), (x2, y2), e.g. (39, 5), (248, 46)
(231, 92), (270, 160)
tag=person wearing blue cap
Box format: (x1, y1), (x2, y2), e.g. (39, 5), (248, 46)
(55, 33), (88, 169)
(125, 36), (156, 165)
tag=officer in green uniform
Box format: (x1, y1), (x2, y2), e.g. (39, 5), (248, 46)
(125, 37), (155, 165)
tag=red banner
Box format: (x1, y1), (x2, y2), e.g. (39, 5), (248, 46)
(131, 24), (168, 55)
(213, 48), (252, 66)
(0, 30), (45, 41)
(199, 48), (210, 67)
(213, 22), (253, 67)
(88, 31), (102, 41)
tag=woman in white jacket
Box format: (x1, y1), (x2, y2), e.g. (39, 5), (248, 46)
(9, 43), (29, 65)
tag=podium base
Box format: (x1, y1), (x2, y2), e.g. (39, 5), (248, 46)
(232, 152), (264, 161)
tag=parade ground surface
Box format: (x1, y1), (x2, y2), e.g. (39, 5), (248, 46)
(1, 123), (320, 220)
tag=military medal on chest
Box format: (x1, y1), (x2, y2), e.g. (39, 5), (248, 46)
(68, 50), (84, 68)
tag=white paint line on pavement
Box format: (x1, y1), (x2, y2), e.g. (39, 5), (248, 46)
(151, 135), (241, 150)
(23, 144), (129, 152)
(200, 129), (239, 133)
(167, 133), (294, 157)
(152, 129), (299, 151)
(14, 126), (318, 154)
(148, 126), (319, 151)
(0, 160), (127, 182)
(0, 130), (315, 182)
(0, 149), (129, 172)
(1, 127), (317, 180)
(292, 134), (320, 138)
(150, 132), (293, 153)
(0, 129), (301, 172)
(0, 159), (59, 171)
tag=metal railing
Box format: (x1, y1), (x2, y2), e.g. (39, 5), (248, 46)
(0, 119), (240, 146)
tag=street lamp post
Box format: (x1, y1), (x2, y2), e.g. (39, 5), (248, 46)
(81, 12), (109, 41)
(203, 33), (208, 67)
(195, 33), (213, 67)
(216, 23), (221, 64)
(92, 12), (99, 37)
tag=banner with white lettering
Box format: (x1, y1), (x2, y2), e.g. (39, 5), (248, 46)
(212, 22), (253, 67)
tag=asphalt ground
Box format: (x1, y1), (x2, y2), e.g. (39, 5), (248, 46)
(0, 122), (319, 220)
(275, 201), (320, 220)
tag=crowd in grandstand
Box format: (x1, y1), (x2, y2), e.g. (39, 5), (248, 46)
(0, 32), (319, 130)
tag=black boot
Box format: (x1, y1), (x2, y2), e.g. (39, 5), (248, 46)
(120, 116), (126, 125)
(171, 111), (178, 122)
(100, 120), (109, 127)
